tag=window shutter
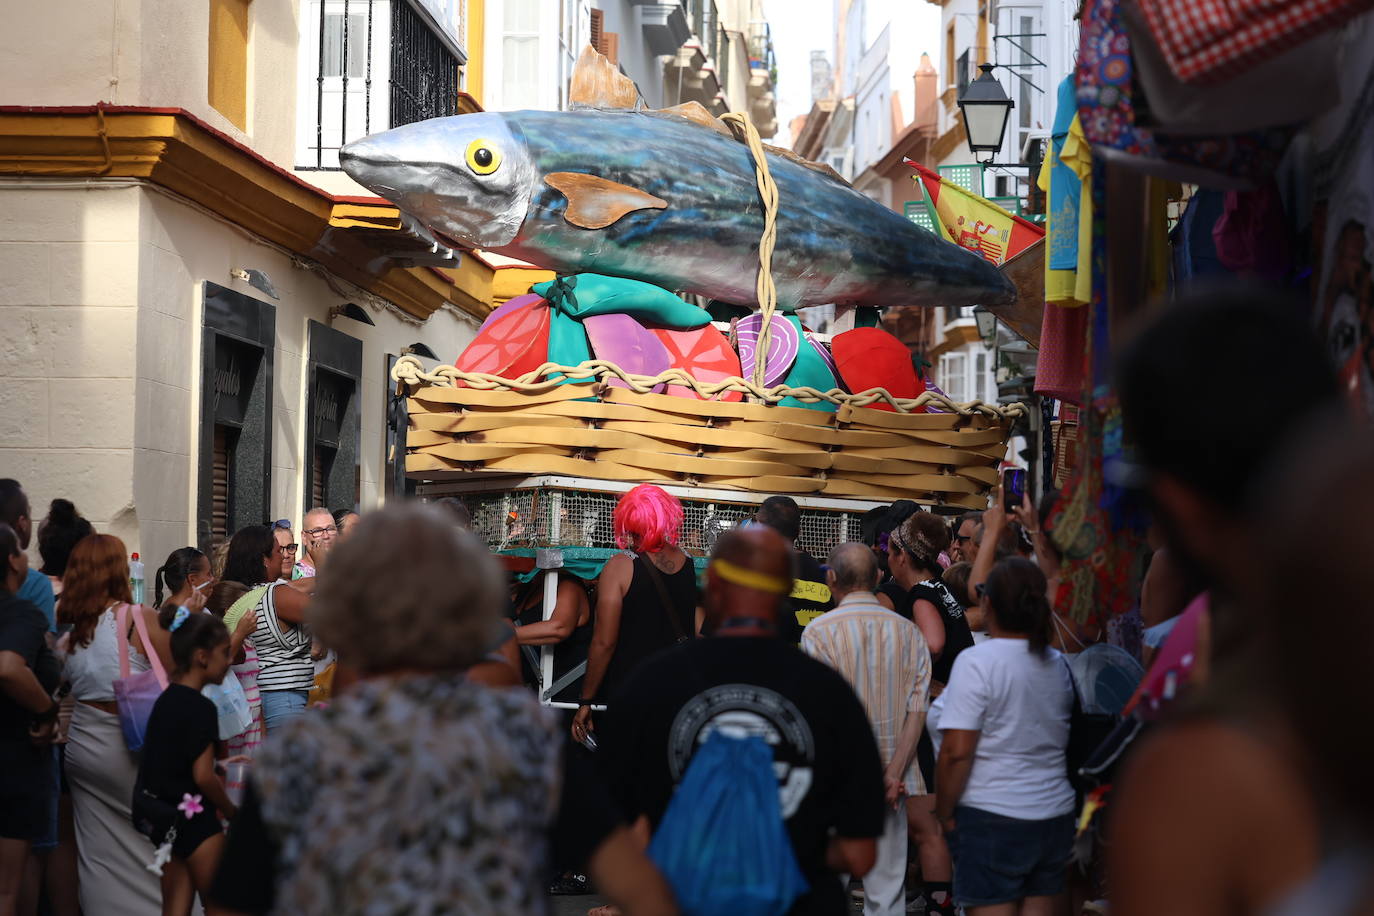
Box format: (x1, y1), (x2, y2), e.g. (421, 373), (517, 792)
(603, 31), (620, 65)
(590, 8), (605, 54)
(212, 425), (232, 546)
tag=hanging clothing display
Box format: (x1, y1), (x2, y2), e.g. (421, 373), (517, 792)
(1310, 14), (1374, 419)
(1076, 0), (1296, 189)
(1039, 75), (1092, 309)
(1134, 0), (1374, 85)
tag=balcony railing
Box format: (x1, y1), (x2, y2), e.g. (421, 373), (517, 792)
(301, 0), (462, 171)
(747, 20), (775, 78)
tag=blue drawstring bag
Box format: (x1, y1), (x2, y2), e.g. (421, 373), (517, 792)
(648, 732), (809, 916)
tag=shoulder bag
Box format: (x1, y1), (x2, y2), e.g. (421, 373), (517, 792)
(113, 603), (169, 752)
(638, 554), (690, 644)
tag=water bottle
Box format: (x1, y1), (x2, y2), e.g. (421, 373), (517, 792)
(129, 553), (145, 605)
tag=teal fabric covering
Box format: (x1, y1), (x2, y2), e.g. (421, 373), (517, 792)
(533, 274), (712, 329)
(778, 315), (838, 411)
(546, 308), (592, 382)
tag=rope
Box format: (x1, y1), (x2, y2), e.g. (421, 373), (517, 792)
(719, 111), (780, 389)
(391, 355), (1026, 420)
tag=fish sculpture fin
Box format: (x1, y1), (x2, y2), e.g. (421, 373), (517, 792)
(545, 172), (669, 230)
(647, 102), (851, 187)
(568, 44), (641, 111)
(645, 102), (731, 135)
(762, 143), (853, 186)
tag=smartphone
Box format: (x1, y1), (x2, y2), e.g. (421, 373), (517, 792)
(1002, 468), (1027, 508)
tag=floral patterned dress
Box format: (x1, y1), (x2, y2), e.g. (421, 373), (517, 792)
(241, 674), (558, 915)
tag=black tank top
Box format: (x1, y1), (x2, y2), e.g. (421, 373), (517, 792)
(600, 552), (698, 702)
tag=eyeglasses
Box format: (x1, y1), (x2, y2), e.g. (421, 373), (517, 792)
(303, 526), (337, 538)
(280, 543), (299, 554)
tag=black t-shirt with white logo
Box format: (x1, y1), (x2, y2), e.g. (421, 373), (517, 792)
(600, 637), (885, 916)
(908, 577), (975, 685)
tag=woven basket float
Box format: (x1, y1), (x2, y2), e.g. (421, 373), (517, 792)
(394, 359), (1024, 510)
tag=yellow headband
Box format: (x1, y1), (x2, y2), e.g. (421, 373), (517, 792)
(710, 559), (791, 596)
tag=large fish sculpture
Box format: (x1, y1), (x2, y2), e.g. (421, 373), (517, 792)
(340, 48), (1015, 311)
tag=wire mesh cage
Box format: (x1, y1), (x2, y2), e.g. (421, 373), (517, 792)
(454, 482), (869, 559)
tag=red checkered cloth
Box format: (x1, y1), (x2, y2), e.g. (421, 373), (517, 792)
(1137, 0), (1374, 84)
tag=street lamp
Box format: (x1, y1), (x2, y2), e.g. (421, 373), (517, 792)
(973, 306), (998, 347)
(958, 63), (1015, 165)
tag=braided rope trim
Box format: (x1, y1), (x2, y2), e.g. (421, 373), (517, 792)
(719, 111), (780, 389)
(392, 355), (1027, 420)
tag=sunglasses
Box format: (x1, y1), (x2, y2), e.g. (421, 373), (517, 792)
(267, 519), (291, 531)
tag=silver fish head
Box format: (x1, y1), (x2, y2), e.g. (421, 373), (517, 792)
(339, 114), (536, 248)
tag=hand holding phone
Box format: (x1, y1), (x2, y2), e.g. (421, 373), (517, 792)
(1002, 468), (1027, 510)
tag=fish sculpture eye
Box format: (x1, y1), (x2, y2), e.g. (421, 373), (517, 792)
(465, 139), (502, 175)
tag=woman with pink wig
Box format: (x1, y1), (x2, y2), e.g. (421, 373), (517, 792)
(571, 485), (699, 744)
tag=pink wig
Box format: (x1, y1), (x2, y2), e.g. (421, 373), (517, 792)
(613, 485), (683, 553)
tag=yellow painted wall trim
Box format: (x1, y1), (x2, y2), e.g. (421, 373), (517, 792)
(208, 0), (251, 130)
(467, 0), (485, 107)
(492, 266), (555, 303)
(0, 106), (493, 320)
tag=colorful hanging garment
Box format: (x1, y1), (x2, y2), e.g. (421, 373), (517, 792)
(1135, 0), (1374, 85)
(1077, 0), (1295, 189)
(1040, 75), (1088, 307)
(1047, 155), (1147, 629)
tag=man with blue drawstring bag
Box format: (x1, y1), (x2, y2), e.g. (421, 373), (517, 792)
(599, 527), (886, 915)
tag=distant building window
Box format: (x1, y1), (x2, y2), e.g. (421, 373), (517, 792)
(199, 284), (275, 553)
(323, 12), (369, 78)
(939, 352), (968, 402)
(298, 0), (464, 170)
(503, 0), (541, 110)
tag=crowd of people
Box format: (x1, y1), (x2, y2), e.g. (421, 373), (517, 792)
(1, 287), (1371, 916)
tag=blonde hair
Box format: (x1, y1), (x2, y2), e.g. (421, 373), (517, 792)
(309, 503), (505, 674)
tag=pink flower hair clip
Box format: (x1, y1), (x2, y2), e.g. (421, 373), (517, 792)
(178, 793), (204, 819)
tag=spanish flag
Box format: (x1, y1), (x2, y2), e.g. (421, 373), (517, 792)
(907, 161), (1044, 267)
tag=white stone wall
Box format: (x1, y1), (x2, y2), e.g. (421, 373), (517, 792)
(0, 0), (301, 171)
(1, 181), (480, 568)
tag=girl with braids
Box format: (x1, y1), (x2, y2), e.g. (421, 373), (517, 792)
(934, 557), (1075, 916)
(133, 606), (235, 916)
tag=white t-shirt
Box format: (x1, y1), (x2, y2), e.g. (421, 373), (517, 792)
(939, 638), (1075, 820)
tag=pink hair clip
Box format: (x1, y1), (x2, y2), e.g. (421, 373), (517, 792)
(178, 793), (204, 819)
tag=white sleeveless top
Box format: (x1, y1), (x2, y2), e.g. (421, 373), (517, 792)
(64, 606), (151, 702)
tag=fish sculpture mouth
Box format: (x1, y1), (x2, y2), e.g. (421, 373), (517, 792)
(339, 115), (537, 250)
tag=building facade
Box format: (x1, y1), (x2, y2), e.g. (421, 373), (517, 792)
(0, 0), (552, 566)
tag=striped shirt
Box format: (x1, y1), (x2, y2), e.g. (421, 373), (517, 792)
(250, 583), (315, 692)
(802, 592), (933, 794)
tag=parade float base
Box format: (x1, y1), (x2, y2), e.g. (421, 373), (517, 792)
(416, 474), (893, 573)
(403, 380), (1013, 512)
